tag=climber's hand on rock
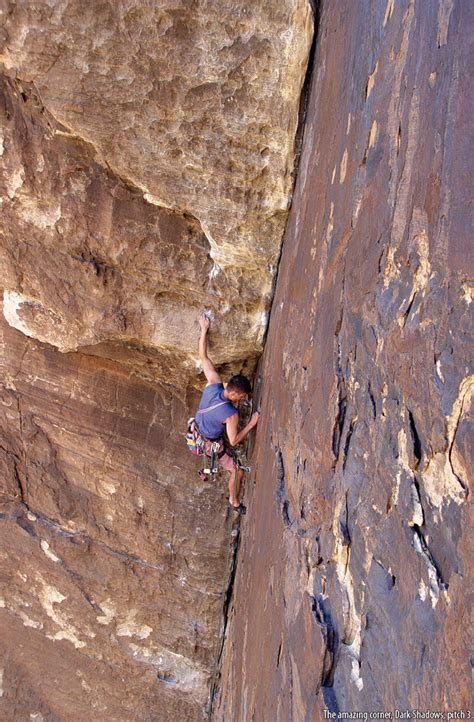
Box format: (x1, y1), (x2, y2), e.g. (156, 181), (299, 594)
(250, 411), (260, 428)
(199, 314), (210, 332)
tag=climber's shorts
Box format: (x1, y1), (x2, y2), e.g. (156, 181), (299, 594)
(219, 452), (236, 472)
(203, 439), (236, 472)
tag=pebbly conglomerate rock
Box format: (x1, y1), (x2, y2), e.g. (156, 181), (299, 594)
(215, 0), (472, 719)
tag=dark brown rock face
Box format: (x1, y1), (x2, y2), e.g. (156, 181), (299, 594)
(215, 0), (472, 719)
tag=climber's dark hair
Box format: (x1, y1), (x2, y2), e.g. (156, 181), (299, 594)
(227, 374), (252, 395)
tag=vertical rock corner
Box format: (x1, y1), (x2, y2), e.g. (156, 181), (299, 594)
(2, 0), (472, 720)
(0, 2), (314, 721)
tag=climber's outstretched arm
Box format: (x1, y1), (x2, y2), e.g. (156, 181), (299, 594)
(198, 314), (221, 385)
(226, 411), (260, 447)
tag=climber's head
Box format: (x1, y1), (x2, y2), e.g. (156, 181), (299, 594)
(225, 374), (252, 403)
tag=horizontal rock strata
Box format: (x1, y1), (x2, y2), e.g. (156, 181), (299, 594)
(214, 0), (472, 718)
(0, 311), (235, 721)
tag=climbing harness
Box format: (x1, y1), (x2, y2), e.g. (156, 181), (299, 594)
(187, 421), (251, 481)
(187, 421), (225, 480)
(186, 400), (229, 479)
(186, 399), (252, 482)
(186, 399), (227, 455)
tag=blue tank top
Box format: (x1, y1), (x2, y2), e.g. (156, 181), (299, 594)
(195, 384), (237, 440)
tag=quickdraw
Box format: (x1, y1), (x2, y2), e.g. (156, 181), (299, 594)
(203, 440), (222, 475)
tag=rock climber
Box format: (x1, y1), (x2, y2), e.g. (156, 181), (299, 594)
(195, 313), (259, 514)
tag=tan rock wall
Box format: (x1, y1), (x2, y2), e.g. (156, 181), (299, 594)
(2, 0), (312, 268)
(1, 0), (313, 363)
(0, 75), (268, 378)
(0, 2), (314, 718)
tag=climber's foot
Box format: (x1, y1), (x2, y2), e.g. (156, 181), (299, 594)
(229, 502), (246, 515)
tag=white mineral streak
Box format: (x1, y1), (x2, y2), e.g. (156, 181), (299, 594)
(19, 611), (42, 629)
(18, 199), (61, 230)
(40, 541), (60, 563)
(129, 642), (208, 701)
(396, 425), (410, 493)
(339, 148), (348, 183)
(2, 290), (77, 352)
(421, 375), (472, 509)
(461, 282), (472, 306)
(348, 642), (364, 690)
(116, 610), (153, 640)
(96, 599), (116, 625)
(143, 192), (174, 210)
(436, 359), (445, 383)
(332, 497), (363, 691)
(3, 291), (39, 340)
(418, 580), (428, 602)
(6, 167), (24, 199)
(409, 483), (424, 527)
(96, 478), (118, 497)
(38, 579), (86, 649)
(412, 533), (440, 608)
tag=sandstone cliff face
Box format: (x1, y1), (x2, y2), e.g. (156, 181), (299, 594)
(0, 2), (313, 720)
(0, 310), (234, 721)
(215, 0), (472, 718)
(1, 0), (313, 369)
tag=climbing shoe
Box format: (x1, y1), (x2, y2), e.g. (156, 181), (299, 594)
(229, 502), (246, 515)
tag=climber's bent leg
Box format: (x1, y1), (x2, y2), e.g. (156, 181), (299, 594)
(227, 466), (244, 507)
(217, 452), (239, 506)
